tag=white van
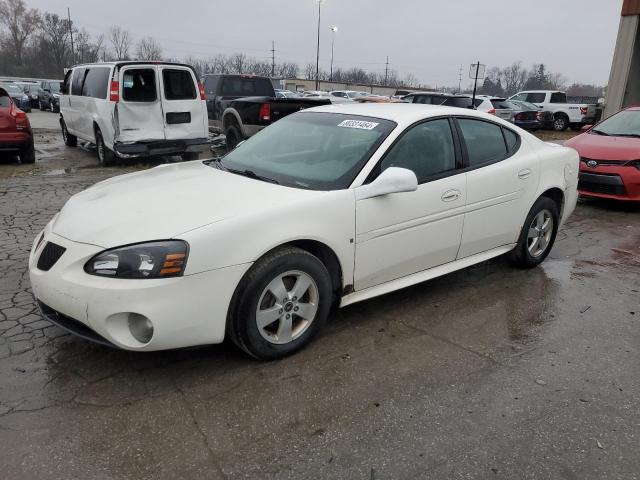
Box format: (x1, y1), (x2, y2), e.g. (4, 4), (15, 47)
(59, 62), (209, 165)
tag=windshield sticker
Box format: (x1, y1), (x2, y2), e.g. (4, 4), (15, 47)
(338, 120), (379, 130)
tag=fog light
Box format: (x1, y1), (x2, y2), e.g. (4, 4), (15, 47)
(128, 313), (153, 343)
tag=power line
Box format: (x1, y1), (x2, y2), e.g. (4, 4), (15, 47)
(271, 40), (275, 77)
(458, 64), (463, 93)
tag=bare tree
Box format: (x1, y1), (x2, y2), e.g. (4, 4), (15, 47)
(547, 72), (567, 90)
(39, 13), (71, 73)
(501, 62), (528, 95)
(0, 0), (40, 65)
(75, 29), (103, 64)
(136, 36), (162, 61)
(109, 25), (131, 60)
(229, 53), (246, 74)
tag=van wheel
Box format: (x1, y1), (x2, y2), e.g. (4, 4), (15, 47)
(510, 197), (559, 268)
(19, 140), (36, 164)
(225, 124), (242, 152)
(228, 247), (332, 360)
(61, 119), (77, 147)
(95, 128), (115, 166)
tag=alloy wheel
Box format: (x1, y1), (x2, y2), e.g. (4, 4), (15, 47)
(527, 209), (554, 257)
(255, 270), (319, 345)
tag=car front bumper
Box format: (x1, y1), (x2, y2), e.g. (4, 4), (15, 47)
(578, 165), (640, 201)
(28, 230), (251, 351)
(113, 138), (211, 159)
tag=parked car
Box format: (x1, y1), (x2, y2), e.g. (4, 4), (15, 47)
(440, 95), (483, 109)
(30, 103), (578, 359)
(0, 87), (35, 163)
(506, 100), (542, 130)
(0, 83), (32, 112)
(475, 96), (514, 122)
(402, 92), (451, 104)
(509, 90), (596, 131)
(60, 61), (210, 165)
(203, 74), (331, 150)
(509, 100), (554, 130)
(564, 106), (640, 201)
(39, 80), (61, 112)
(329, 91), (372, 102)
(17, 82), (43, 109)
(275, 89), (299, 99)
(301, 90), (330, 97)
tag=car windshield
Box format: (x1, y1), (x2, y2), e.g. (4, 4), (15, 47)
(49, 82), (61, 93)
(1, 84), (21, 94)
(216, 112), (396, 190)
(591, 110), (640, 137)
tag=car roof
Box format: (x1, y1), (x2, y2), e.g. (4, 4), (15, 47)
(70, 61), (196, 70)
(307, 102), (510, 127)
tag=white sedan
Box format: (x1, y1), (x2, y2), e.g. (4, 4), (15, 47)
(29, 104), (579, 359)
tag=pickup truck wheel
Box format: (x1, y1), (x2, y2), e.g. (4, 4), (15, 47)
(225, 124), (242, 152)
(61, 119), (77, 147)
(553, 114), (569, 131)
(95, 128), (116, 166)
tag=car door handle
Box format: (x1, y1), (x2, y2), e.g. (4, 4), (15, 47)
(518, 169), (532, 180)
(441, 190), (461, 202)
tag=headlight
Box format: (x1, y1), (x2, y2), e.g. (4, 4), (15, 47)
(22, 94), (29, 101)
(53, 93), (60, 99)
(84, 240), (189, 279)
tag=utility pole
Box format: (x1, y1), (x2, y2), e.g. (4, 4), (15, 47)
(329, 26), (337, 82)
(458, 64), (463, 93)
(315, 0), (322, 90)
(384, 56), (389, 86)
(67, 7), (75, 64)
(271, 40), (275, 78)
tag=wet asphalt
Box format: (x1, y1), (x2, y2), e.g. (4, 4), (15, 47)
(0, 112), (639, 479)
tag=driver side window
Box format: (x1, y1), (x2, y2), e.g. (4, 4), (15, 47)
(379, 119), (457, 184)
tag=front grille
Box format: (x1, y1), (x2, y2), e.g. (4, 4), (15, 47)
(578, 172), (626, 196)
(37, 242), (66, 271)
(580, 157), (629, 167)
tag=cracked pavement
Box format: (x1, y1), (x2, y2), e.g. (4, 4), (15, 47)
(1, 117), (639, 479)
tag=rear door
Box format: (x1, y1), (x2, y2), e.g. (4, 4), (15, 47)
(116, 65), (165, 142)
(158, 66), (207, 140)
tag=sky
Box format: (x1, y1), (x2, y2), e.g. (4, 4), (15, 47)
(27, 0), (624, 87)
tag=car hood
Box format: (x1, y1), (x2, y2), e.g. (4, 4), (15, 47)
(565, 133), (640, 161)
(52, 161), (321, 248)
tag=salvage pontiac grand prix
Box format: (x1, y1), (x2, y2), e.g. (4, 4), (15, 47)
(29, 103), (579, 359)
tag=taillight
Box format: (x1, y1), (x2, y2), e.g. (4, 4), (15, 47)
(487, 108), (496, 115)
(536, 112), (544, 120)
(198, 82), (206, 100)
(514, 113), (524, 121)
(109, 81), (119, 102)
(14, 109), (29, 130)
(580, 107), (588, 116)
(259, 103), (271, 121)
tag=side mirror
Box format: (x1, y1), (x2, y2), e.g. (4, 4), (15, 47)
(355, 167), (418, 200)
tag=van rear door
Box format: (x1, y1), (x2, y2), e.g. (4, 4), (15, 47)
(158, 66), (207, 140)
(116, 65), (165, 142)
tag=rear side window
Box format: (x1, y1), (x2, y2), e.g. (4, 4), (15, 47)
(163, 69), (196, 100)
(490, 99), (511, 109)
(526, 93), (546, 103)
(503, 129), (519, 151)
(550, 92), (567, 103)
(81, 67), (110, 99)
(71, 68), (86, 96)
(203, 75), (219, 96)
(458, 119), (507, 166)
(220, 77), (273, 96)
(122, 69), (157, 102)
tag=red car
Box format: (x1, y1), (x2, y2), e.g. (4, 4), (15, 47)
(0, 87), (35, 164)
(565, 106), (640, 201)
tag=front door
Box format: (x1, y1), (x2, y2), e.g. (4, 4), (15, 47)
(354, 118), (466, 290)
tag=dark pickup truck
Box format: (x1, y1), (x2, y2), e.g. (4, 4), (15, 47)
(203, 74), (330, 150)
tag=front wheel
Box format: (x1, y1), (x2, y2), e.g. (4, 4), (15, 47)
(228, 247), (333, 360)
(61, 119), (77, 147)
(510, 197), (559, 268)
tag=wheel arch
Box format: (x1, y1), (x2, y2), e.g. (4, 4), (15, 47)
(222, 108), (242, 131)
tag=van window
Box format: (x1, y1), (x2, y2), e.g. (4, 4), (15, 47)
(203, 75), (219, 96)
(163, 69), (196, 100)
(81, 67), (110, 99)
(122, 69), (157, 102)
(71, 68), (86, 96)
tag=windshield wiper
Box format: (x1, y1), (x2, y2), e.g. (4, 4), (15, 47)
(614, 133), (640, 138)
(203, 157), (228, 170)
(590, 129), (609, 136)
(226, 168), (280, 184)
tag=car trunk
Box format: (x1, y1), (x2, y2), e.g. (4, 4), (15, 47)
(490, 99), (513, 121)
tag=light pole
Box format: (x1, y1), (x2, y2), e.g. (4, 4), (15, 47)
(315, 0), (323, 90)
(329, 26), (338, 82)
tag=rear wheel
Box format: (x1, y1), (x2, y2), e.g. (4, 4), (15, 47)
(19, 139), (35, 164)
(228, 246), (332, 360)
(553, 114), (568, 131)
(224, 124), (242, 152)
(570, 123), (583, 131)
(95, 128), (115, 166)
(60, 119), (77, 147)
(510, 197), (559, 268)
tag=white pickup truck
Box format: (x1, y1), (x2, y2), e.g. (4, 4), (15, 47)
(508, 90), (597, 131)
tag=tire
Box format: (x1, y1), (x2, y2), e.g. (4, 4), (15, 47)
(570, 123), (583, 131)
(228, 246), (333, 360)
(552, 114), (568, 131)
(510, 197), (559, 268)
(60, 119), (77, 147)
(95, 128), (116, 166)
(181, 151), (200, 161)
(224, 124), (242, 152)
(19, 139), (35, 164)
